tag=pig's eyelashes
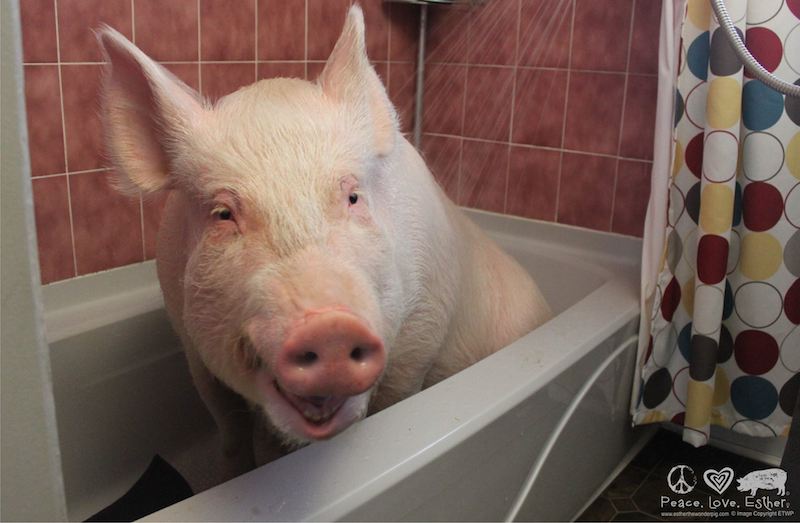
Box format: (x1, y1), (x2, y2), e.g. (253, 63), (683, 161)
(209, 200), (243, 234)
(211, 205), (234, 221)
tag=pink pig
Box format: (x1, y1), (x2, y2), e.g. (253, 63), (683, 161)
(98, 6), (551, 477)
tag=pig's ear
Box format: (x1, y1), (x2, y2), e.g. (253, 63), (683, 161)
(97, 26), (205, 194)
(318, 6), (398, 157)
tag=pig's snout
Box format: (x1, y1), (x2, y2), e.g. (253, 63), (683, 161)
(276, 310), (385, 398)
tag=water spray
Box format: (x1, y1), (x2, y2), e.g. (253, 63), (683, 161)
(387, 1), (486, 148)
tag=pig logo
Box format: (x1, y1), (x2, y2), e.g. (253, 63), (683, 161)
(668, 465), (697, 494)
(736, 468), (787, 496)
(703, 467), (734, 495)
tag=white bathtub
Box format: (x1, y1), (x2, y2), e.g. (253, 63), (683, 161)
(44, 210), (651, 522)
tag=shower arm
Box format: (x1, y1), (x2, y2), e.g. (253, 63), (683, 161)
(709, 0), (800, 97)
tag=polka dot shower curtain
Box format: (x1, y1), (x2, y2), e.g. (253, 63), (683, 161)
(632, 0), (800, 447)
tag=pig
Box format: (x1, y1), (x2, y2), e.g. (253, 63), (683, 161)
(97, 5), (551, 478)
(736, 468), (787, 496)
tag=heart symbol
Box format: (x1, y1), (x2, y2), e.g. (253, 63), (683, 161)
(704, 467), (734, 494)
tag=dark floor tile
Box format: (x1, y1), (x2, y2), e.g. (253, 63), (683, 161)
(612, 511), (661, 521)
(577, 496), (617, 522)
(631, 445), (663, 472)
(611, 497), (638, 513)
(605, 465), (650, 498)
(631, 430), (683, 472)
(736, 457), (775, 475)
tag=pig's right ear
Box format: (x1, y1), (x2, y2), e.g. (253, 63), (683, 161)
(319, 6), (398, 157)
(97, 27), (205, 194)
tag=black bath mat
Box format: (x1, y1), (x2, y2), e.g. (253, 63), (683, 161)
(86, 455), (193, 522)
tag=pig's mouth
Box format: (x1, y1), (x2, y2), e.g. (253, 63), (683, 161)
(273, 381), (346, 425)
(265, 380), (364, 440)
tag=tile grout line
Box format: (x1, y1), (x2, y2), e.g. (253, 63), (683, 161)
(69, 167), (112, 177)
(609, 0), (638, 234)
(25, 59), (437, 66)
(554, 0), (576, 225)
(254, 0), (259, 80)
(454, 10), (472, 205)
(503, 0), (523, 214)
(386, 2), (392, 94)
(32, 168), (111, 182)
(405, 60), (648, 75)
(52, 0), (78, 278)
(30, 172), (70, 180)
(456, 4), (473, 206)
(131, 0), (136, 42)
(197, 0), (202, 95)
(422, 132), (655, 164)
(304, 0), (308, 80)
(132, 0), (147, 262)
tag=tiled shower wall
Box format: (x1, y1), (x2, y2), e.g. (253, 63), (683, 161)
(420, 0), (660, 236)
(21, 0), (660, 285)
(21, 0), (418, 283)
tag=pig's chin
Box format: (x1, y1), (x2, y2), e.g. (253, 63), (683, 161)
(261, 379), (369, 442)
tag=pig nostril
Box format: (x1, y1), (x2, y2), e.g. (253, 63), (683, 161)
(295, 351), (318, 366)
(350, 347), (365, 362)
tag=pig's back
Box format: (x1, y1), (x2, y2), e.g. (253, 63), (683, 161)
(422, 211), (552, 387)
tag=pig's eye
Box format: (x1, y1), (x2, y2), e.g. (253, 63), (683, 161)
(348, 193), (359, 205)
(211, 206), (233, 221)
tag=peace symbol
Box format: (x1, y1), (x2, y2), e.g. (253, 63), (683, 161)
(668, 465), (697, 494)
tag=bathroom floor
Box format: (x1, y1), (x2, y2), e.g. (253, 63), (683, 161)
(577, 429), (792, 522)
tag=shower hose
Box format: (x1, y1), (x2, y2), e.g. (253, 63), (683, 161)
(710, 0), (800, 97)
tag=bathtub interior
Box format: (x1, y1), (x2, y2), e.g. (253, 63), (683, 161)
(43, 210), (643, 521)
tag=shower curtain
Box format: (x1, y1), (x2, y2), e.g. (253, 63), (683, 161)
(632, 0), (800, 447)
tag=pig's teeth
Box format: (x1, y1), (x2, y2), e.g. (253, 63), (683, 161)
(302, 408), (335, 424)
(304, 411), (328, 423)
(274, 384), (343, 424)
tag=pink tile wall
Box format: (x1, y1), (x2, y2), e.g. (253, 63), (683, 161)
(20, 0), (418, 283)
(22, 0), (660, 284)
(421, 0), (660, 236)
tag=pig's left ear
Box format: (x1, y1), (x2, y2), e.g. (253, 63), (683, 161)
(318, 5), (398, 157)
